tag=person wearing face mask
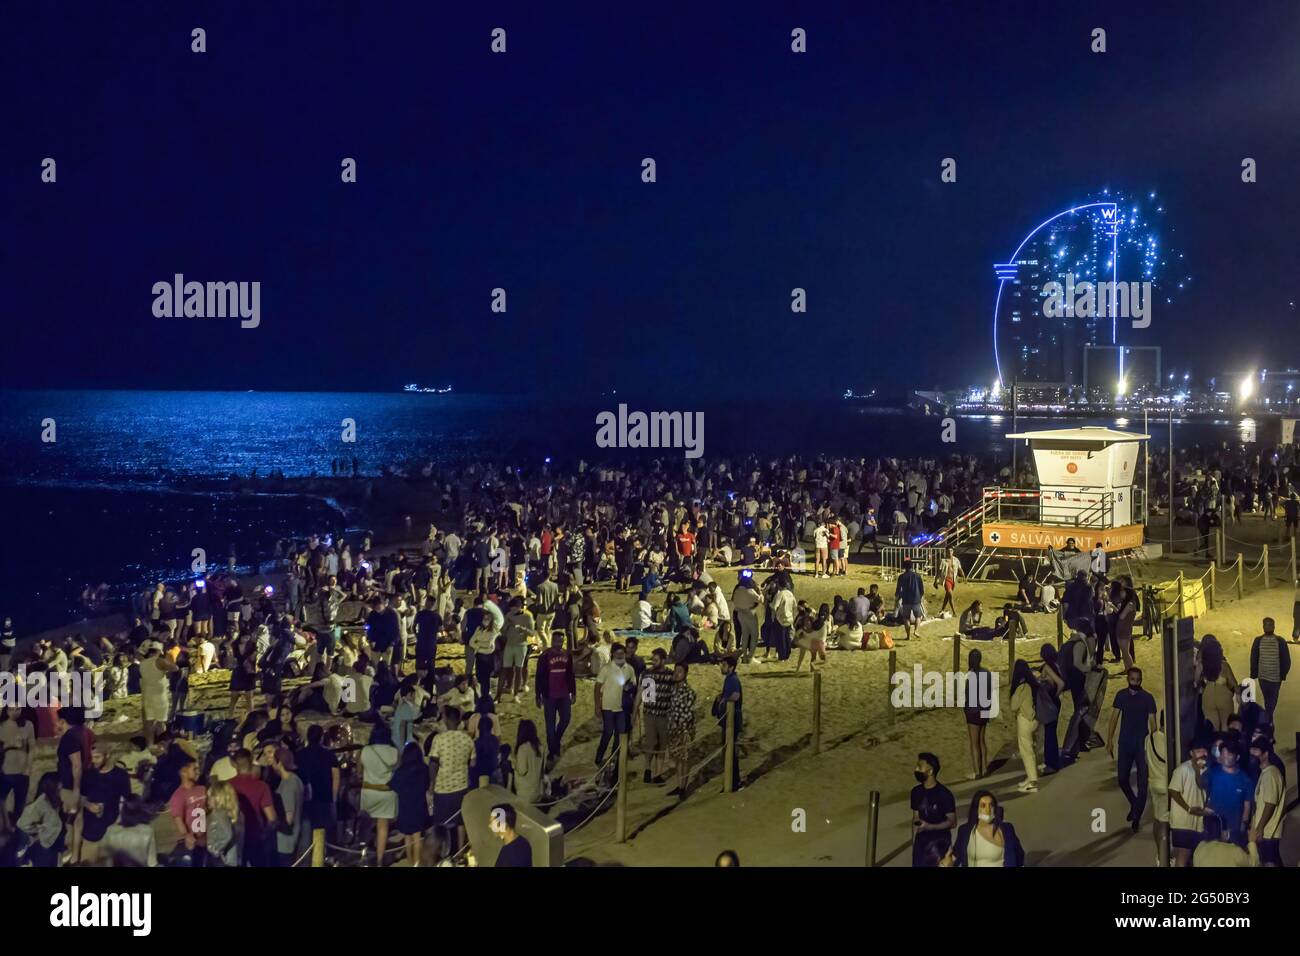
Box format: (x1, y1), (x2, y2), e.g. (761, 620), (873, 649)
(909, 752), (956, 867)
(593, 642), (637, 770)
(1204, 736), (1253, 847)
(1248, 737), (1284, 866)
(1106, 667), (1157, 832)
(942, 791), (1024, 867)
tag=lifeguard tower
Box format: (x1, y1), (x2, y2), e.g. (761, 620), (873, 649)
(919, 426), (1149, 578)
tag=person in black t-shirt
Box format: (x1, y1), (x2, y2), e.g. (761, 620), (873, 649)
(491, 803), (532, 867)
(79, 744), (132, 864)
(909, 752), (956, 866)
(1107, 667), (1158, 831)
(297, 724), (341, 840)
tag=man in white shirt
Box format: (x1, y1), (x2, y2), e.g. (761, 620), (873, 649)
(1249, 737), (1285, 866)
(593, 643), (636, 770)
(1089, 543), (1107, 578)
(1168, 742), (1208, 867)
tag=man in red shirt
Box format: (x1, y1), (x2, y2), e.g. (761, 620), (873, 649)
(535, 631), (577, 759)
(676, 523), (696, 578)
(230, 749), (278, 867)
(168, 755), (207, 866)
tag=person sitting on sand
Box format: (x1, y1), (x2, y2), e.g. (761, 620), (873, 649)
(959, 601), (997, 641)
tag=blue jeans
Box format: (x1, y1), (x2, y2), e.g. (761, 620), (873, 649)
(542, 697), (572, 756)
(595, 709), (627, 767)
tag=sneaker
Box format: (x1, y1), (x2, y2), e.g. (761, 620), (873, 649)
(1016, 780), (1038, 792)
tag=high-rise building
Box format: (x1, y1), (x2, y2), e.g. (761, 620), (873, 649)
(993, 202), (1122, 386)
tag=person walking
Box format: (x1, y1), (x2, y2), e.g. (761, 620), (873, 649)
(1106, 667), (1158, 832)
(715, 656), (743, 792)
(942, 791), (1025, 867)
(1009, 661), (1040, 793)
(910, 752), (956, 866)
(937, 548), (962, 616)
(535, 631), (576, 759)
(895, 558), (925, 640)
(593, 643), (636, 771)
(1249, 617), (1290, 724)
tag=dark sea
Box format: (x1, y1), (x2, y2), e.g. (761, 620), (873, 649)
(0, 390), (1267, 634)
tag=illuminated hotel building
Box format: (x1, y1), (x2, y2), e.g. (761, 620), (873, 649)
(993, 202), (1123, 386)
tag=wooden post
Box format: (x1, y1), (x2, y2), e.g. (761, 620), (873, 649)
(1291, 536), (1297, 584)
(722, 702), (736, 794)
(1175, 570), (1184, 619)
(616, 732), (629, 840)
(1263, 546), (1271, 589)
(1007, 626), (1017, 675)
(1236, 552), (1244, 600)
(1055, 602), (1063, 649)
(887, 649), (898, 724)
(952, 632), (961, 676)
(812, 670), (823, 756)
(866, 790), (881, 867)
(311, 828), (326, 867)
(1208, 563), (1216, 610)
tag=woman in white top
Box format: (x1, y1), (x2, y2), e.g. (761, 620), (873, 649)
(359, 723), (400, 865)
(943, 791), (1025, 867)
(793, 603), (830, 672)
(512, 720), (544, 806)
(138, 645), (177, 745)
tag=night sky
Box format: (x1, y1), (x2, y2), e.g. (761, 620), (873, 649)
(4, 1), (1298, 399)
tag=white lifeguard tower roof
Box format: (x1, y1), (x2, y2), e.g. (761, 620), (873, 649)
(1004, 426), (1150, 442)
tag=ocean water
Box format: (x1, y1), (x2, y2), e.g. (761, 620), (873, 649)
(0, 390), (1266, 633)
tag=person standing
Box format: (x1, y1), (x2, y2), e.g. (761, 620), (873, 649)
(1009, 661), (1040, 793)
(715, 656), (743, 792)
(1168, 741), (1209, 866)
(937, 548), (962, 616)
(535, 631), (576, 759)
(895, 559), (925, 641)
(594, 643), (636, 770)
(910, 752), (956, 866)
(1145, 711), (1170, 866)
(1248, 737), (1284, 866)
(271, 746), (308, 867)
(942, 791), (1025, 867)
(667, 663), (697, 796)
(637, 648), (674, 784)
(0, 706), (35, 825)
(1204, 737), (1253, 846)
(1106, 667), (1158, 832)
(1249, 617), (1290, 724)
(491, 803), (532, 867)
(731, 575), (763, 664)
(427, 708), (474, 862)
(390, 742), (430, 868)
(531, 570), (560, 639)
